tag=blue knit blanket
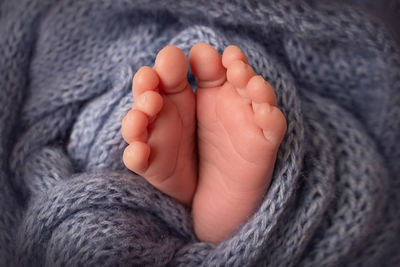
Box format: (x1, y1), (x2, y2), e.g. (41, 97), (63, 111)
(1, 0), (399, 266)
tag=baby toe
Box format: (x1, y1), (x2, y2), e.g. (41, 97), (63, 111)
(121, 109), (149, 144)
(123, 141), (151, 173)
(222, 45), (248, 68)
(154, 45), (188, 94)
(246, 75), (277, 106)
(254, 103), (287, 144)
(133, 90), (163, 118)
(189, 42), (226, 88)
(226, 59), (255, 91)
(132, 66), (160, 99)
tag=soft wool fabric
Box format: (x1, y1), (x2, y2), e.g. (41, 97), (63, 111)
(1, 0), (399, 266)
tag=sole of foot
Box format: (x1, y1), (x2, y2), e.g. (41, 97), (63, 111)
(122, 45), (197, 206)
(189, 43), (287, 243)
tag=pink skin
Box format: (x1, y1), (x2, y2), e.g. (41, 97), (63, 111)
(121, 43), (286, 243)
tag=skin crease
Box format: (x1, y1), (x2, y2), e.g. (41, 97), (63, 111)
(121, 43), (286, 243)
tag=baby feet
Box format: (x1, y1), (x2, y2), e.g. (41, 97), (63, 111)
(121, 43), (286, 243)
(190, 43), (287, 243)
(122, 45), (197, 205)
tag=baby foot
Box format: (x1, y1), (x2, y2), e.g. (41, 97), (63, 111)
(122, 45), (197, 205)
(189, 43), (287, 243)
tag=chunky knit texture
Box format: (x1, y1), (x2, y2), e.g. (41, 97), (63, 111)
(1, 0), (399, 266)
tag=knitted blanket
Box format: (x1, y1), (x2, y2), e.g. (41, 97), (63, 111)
(1, 0), (399, 266)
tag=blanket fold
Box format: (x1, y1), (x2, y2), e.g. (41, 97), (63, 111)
(1, 0), (399, 266)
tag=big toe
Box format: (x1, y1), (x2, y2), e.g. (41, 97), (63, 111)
(189, 43), (226, 88)
(154, 45), (189, 94)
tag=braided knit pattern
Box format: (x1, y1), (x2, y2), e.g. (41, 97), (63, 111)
(1, 0), (399, 266)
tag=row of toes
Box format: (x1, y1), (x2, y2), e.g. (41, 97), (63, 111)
(122, 46), (190, 172)
(122, 43), (287, 172)
(205, 43), (286, 142)
(190, 43), (278, 108)
(122, 45), (188, 145)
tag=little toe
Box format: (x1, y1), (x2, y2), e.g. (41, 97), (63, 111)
(189, 42), (226, 88)
(121, 109), (149, 144)
(254, 103), (287, 144)
(132, 66), (160, 99)
(123, 141), (151, 172)
(154, 45), (189, 94)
